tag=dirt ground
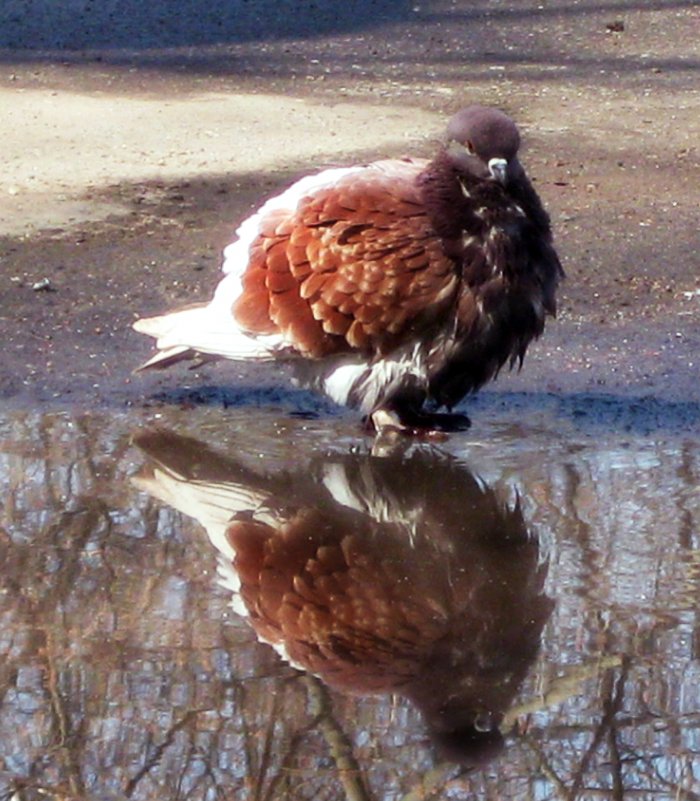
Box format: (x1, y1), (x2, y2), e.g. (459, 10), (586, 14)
(0, 0), (698, 415)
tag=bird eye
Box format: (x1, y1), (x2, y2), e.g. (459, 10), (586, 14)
(465, 140), (476, 156)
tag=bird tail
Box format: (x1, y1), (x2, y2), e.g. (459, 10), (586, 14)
(132, 302), (280, 370)
(131, 430), (274, 614)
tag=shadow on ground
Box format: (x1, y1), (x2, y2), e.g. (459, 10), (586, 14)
(1, 0), (413, 50)
(147, 382), (700, 438)
(1, 0), (698, 92)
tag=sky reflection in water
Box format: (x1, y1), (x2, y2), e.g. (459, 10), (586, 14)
(1, 401), (699, 800)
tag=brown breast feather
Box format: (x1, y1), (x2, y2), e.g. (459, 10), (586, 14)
(227, 509), (447, 691)
(232, 162), (459, 358)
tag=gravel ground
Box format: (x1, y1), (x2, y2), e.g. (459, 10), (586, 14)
(0, 0), (698, 414)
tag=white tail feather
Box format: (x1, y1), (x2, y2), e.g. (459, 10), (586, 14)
(133, 167), (371, 370)
(132, 467), (274, 614)
(135, 344), (195, 370)
(133, 301), (284, 368)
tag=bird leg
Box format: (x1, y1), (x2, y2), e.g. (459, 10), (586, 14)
(369, 406), (471, 439)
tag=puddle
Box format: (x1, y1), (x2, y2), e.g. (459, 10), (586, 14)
(1, 401), (700, 800)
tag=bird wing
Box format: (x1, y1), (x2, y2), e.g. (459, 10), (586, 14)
(231, 160), (459, 358)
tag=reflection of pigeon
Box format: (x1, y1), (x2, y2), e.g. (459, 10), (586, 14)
(134, 429), (553, 766)
(133, 106), (563, 434)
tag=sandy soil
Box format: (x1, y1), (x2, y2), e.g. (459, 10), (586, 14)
(0, 0), (698, 415)
(2, 90), (441, 236)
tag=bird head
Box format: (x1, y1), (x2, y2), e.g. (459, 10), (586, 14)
(445, 105), (521, 184)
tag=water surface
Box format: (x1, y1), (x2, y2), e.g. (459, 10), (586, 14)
(1, 397), (699, 800)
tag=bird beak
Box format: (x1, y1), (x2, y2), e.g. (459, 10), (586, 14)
(488, 158), (508, 184)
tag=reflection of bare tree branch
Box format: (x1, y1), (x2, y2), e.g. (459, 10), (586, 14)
(528, 712), (700, 741)
(544, 791), (696, 799)
(568, 658), (630, 801)
(655, 772), (700, 801)
(606, 676), (625, 801)
(515, 658), (634, 801)
(503, 654), (623, 727)
(7, 777), (101, 801)
(225, 677), (317, 801)
(633, 749), (700, 801)
(234, 679), (284, 801)
(519, 734), (569, 800)
(44, 627), (86, 800)
(4, 412), (700, 800)
(400, 763), (466, 801)
(264, 686), (327, 801)
(124, 708), (207, 797)
(562, 463), (603, 614)
(303, 676), (372, 801)
(175, 739), (211, 800)
(676, 442), (697, 553)
(264, 729), (307, 801)
(256, 686), (281, 801)
(235, 683), (257, 799)
(191, 751), (229, 801)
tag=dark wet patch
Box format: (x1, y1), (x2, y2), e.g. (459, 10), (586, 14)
(470, 391), (700, 437)
(1, 0), (697, 100)
(0, 0), (415, 50)
(148, 381), (342, 420)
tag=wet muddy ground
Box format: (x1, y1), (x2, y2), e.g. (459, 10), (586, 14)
(1, 1), (700, 799)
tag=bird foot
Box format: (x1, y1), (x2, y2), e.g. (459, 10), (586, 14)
(369, 408), (471, 440)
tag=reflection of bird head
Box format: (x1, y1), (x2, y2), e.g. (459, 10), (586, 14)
(133, 429), (553, 765)
(431, 723), (505, 768)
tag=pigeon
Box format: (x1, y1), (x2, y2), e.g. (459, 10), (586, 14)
(133, 106), (563, 434)
(133, 428), (552, 765)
